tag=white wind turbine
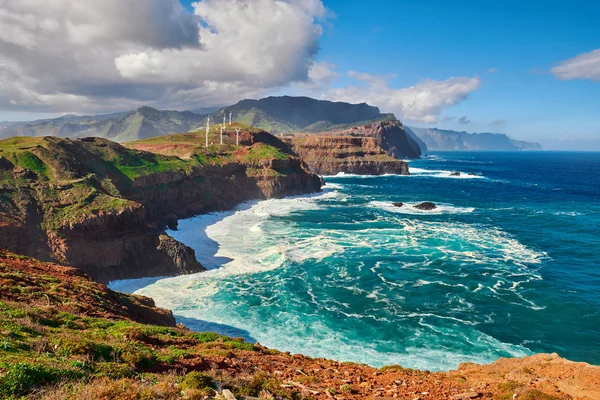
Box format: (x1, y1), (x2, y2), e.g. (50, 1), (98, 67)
(219, 123), (225, 145)
(205, 116), (210, 147)
(235, 128), (241, 146)
(229, 111), (233, 126)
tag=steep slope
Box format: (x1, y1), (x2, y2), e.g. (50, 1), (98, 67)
(0, 107), (207, 142)
(0, 129), (321, 282)
(216, 96), (385, 134)
(2, 250), (598, 399)
(409, 127), (542, 151)
(291, 136), (409, 175)
(290, 120), (422, 175)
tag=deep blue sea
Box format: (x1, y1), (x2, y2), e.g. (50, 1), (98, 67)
(111, 152), (600, 371)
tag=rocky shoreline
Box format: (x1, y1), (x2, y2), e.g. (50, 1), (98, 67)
(0, 133), (321, 283)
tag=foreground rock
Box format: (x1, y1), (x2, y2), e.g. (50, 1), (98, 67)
(414, 202), (437, 210)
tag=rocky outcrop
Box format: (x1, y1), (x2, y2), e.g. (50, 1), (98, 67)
(414, 202), (437, 210)
(290, 135), (410, 176)
(296, 120), (422, 159)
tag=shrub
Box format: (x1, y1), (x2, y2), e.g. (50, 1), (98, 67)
(94, 362), (134, 379)
(180, 371), (215, 391)
(0, 363), (78, 397)
(191, 331), (222, 343)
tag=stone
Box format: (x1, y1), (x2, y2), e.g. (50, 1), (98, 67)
(392, 202), (404, 207)
(451, 392), (479, 399)
(450, 171), (461, 176)
(222, 389), (237, 400)
(414, 202), (437, 211)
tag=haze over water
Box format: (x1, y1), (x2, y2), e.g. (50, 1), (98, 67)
(111, 152), (600, 371)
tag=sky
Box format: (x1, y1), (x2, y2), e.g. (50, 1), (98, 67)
(0, 0), (598, 148)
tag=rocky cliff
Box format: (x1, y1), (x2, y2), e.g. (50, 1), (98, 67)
(0, 129), (321, 283)
(291, 135), (409, 175)
(289, 120), (420, 175)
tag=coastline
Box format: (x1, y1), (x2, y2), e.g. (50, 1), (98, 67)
(109, 180), (530, 372)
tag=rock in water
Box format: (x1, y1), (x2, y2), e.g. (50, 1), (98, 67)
(392, 202), (404, 207)
(414, 202), (437, 210)
(450, 171), (461, 176)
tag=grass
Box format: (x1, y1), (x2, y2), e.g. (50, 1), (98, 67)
(0, 131), (299, 238)
(0, 300), (262, 398)
(239, 143), (289, 164)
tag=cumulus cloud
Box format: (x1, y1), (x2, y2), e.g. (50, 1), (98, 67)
(457, 116), (471, 124)
(326, 72), (481, 123)
(0, 0), (327, 114)
(551, 49), (600, 81)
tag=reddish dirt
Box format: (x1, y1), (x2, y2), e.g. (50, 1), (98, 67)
(2, 249), (598, 399)
(0, 249), (175, 325)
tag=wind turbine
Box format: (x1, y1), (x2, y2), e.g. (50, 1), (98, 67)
(219, 123), (225, 145)
(229, 111), (232, 126)
(235, 128), (241, 146)
(205, 116), (210, 147)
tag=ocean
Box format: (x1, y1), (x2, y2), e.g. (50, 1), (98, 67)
(110, 151), (600, 371)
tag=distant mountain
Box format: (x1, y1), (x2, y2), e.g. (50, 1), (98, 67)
(213, 96), (387, 134)
(0, 107), (208, 142)
(408, 127), (541, 151)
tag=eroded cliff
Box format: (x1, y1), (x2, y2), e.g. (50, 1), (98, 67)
(291, 135), (409, 175)
(0, 127), (321, 282)
(289, 120), (420, 175)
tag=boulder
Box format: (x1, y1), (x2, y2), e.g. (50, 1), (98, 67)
(414, 202), (437, 211)
(450, 172), (461, 176)
(392, 202), (404, 207)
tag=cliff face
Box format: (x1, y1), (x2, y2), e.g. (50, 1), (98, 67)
(0, 132), (321, 283)
(289, 120), (419, 176)
(291, 135), (409, 175)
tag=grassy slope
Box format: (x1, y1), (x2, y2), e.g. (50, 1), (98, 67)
(0, 130), (292, 233)
(0, 251), (587, 400)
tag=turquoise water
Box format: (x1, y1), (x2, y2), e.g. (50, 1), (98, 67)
(111, 152), (600, 371)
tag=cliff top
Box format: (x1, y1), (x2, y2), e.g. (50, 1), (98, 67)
(1, 250), (599, 399)
(0, 129), (298, 234)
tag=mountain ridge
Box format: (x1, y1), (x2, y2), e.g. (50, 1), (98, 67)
(408, 126), (541, 151)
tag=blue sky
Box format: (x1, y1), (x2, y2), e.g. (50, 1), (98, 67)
(1, 0), (598, 148)
(309, 0), (599, 144)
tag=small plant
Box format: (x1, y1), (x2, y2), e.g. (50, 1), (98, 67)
(340, 383), (352, 393)
(180, 371), (215, 391)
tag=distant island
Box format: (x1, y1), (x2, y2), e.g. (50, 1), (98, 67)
(407, 126), (542, 152)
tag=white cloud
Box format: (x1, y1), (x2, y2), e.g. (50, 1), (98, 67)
(0, 0), (327, 114)
(551, 49), (600, 81)
(326, 72), (481, 123)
